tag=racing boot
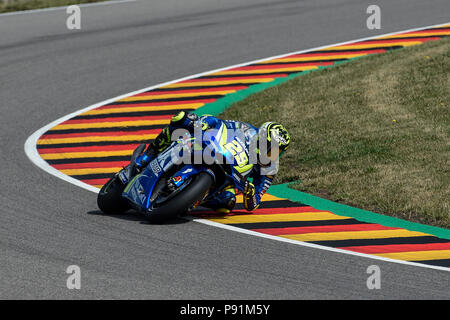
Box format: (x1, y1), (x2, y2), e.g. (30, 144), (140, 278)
(135, 126), (172, 169)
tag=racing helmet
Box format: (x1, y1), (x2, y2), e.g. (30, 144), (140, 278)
(258, 122), (290, 164)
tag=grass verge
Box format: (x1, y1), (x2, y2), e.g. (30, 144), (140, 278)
(0, 0), (107, 13)
(220, 37), (450, 228)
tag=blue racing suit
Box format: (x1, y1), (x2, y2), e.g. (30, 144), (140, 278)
(138, 111), (274, 212)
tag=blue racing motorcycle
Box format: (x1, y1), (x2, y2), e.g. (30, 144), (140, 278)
(97, 123), (253, 223)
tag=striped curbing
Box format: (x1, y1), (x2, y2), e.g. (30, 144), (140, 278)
(191, 193), (450, 269)
(29, 23), (450, 270)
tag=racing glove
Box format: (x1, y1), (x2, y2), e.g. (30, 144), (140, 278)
(243, 175), (274, 211)
(243, 181), (258, 211)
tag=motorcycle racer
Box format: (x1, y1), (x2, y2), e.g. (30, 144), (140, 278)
(135, 111), (290, 213)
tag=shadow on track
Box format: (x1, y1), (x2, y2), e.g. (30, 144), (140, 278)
(87, 210), (191, 225)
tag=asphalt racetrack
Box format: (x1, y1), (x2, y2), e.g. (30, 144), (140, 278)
(1, 0), (449, 299)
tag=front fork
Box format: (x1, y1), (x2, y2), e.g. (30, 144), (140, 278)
(117, 143), (147, 185)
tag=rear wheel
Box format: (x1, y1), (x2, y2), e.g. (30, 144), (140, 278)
(144, 172), (213, 223)
(97, 175), (130, 214)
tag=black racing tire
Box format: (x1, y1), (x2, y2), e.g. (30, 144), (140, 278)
(144, 172), (213, 223)
(97, 175), (130, 214)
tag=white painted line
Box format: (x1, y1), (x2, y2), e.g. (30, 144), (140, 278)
(0, 0), (137, 17)
(24, 21), (450, 272)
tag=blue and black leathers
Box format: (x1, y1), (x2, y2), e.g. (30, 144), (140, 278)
(137, 111), (274, 212)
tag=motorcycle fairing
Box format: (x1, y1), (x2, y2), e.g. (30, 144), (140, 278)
(122, 143), (176, 212)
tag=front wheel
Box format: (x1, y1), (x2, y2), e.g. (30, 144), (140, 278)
(144, 172), (213, 223)
(97, 175), (130, 214)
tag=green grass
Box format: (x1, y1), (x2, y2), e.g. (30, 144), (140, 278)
(0, 0), (107, 13)
(220, 37), (450, 228)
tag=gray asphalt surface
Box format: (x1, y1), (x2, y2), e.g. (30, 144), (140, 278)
(0, 0), (449, 299)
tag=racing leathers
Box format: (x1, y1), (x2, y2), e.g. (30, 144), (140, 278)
(136, 111), (274, 212)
